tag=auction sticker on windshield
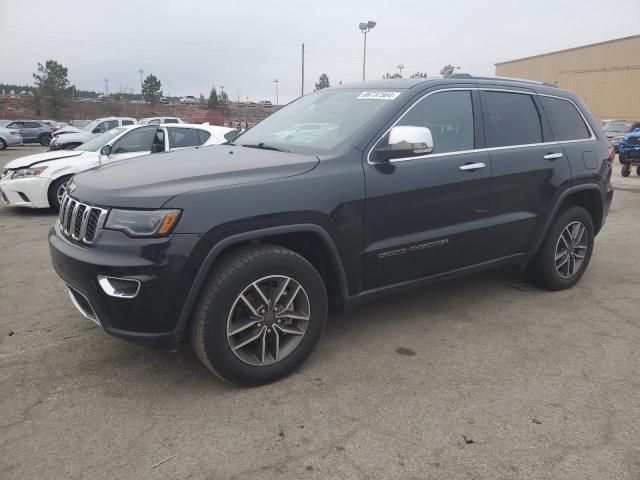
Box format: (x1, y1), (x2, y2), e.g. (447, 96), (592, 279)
(357, 91), (401, 100)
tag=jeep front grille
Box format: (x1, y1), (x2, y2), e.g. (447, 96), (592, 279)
(58, 195), (108, 245)
(628, 137), (640, 146)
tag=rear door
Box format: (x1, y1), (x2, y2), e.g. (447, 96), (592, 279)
(480, 89), (569, 259)
(167, 127), (208, 151)
(363, 87), (492, 289)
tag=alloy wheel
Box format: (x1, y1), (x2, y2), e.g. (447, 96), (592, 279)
(554, 221), (588, 279)
(56, 181), (69, 206)
(227, 275), (310, 366)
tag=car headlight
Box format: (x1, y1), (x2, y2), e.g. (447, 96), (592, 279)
(11, 166), (48, 179)
(104, 209), (181, 237)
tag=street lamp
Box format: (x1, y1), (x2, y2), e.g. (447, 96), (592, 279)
(273, 79), (279, 106)
(138, 69), (144, 100)
(397, 64), (404, 77)
(359, 20), (376, 81)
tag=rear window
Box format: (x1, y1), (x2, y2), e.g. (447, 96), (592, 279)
(164, 118), (179, 124)
(482, 91), (542, 148)
(169, 127), (203, 148)
(540, 96), (590, 141)
(122, 120), (134, 126)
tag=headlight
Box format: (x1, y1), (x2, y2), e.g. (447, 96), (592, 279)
(11, 166), (48, 179)
(105, 209), (181, 237)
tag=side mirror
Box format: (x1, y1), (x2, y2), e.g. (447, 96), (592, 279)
(374, 126), (433, 162)
(100, 144), (111, 156)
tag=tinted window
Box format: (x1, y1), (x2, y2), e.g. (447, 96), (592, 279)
(7, 122), (23, 128)
(540, 96), (590, 141)
(392, 90), (474, 154)
(198, 129), (211, 144)
(163, 118), (179, 124)
(121, 120), (134, 126)
(111, 126), (158, 153)
(169, 128), (203, 148)
(483, 91), (542, 147)
(24, 122), (42, 128)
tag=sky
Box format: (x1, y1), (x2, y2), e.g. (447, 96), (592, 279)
(1, 0), (639, 104)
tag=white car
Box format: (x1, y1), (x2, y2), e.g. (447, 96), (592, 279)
(50, 117), (136, 151)
(139, 117), (185, 125)
(0, 123), (236, 211)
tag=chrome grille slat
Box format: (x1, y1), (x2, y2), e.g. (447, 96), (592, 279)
(59, 195), (108, 245)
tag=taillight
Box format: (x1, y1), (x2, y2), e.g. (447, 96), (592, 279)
(607, 145), (615, 162)
(9, 131), (19, 136)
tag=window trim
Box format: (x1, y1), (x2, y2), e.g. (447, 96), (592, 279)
(367, 87), (596, 165)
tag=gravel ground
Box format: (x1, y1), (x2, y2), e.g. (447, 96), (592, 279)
(1, 145), (639, 479)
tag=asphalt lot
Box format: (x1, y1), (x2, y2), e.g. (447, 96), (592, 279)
(1, 145), (639, 479)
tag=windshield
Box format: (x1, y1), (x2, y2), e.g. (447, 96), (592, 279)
(74, 127), (127, 151)
(603, 121), (633, 133)
(81, 120), (100, 132)
(235, 89), (403, 154)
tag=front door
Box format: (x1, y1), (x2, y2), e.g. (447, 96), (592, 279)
(363, 88), (492, 289)
(104, 126), (163, 164)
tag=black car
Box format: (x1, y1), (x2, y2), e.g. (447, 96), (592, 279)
(49, 75), (614, 385)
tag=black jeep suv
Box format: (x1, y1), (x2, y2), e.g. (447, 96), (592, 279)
(49, 76), (614, 385)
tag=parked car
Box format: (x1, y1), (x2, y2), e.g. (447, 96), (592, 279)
(0, 127), (23, 149)
(1, 123), (234, 210)
(617, 127), (640, 177)
(48, 76), (613, 386)
(50, 117), (136, 150)
(258, 100), (273, 109)
(180, 96), (197, 105)
(2, 120), (55, 146)
(70, 120), (91, 129)
(139, 117), (185, 125)
(602, 120), (640, 152)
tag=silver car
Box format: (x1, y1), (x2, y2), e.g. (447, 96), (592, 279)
(1, 120), (54, 146)
(0, 126), (23, 149)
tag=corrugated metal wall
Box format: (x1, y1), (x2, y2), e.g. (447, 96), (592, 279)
(495, 35), (640, 121)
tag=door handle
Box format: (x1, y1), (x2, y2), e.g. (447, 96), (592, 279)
(459, 162), (486, 171)
(543, 153), (563, 160)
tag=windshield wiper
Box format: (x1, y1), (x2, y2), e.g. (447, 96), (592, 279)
(241, 143), (290, 153)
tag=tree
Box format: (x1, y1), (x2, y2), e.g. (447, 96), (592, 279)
(207, 85), (219, 108)
(219, 89), (229, 105)
(410, 71), (428, 79)
(32, 60), (75, 116)
(382, 72), (403, 79)
(197, 93), (207, 109)
(142, 74), (162, 103)
(315, 73), (330, 90)
(440, 65), (456, 77)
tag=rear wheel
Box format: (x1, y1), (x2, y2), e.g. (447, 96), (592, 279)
(48, 175), (72, 211)
(191, 244), (328, 385)
(39, 134), (52, 146)
(527, 206), (594, 291)
(621, 164), (631, 177)
(0, 138), (7, 150)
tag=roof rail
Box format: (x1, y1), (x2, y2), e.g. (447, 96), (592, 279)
(447, 73), (557, 88)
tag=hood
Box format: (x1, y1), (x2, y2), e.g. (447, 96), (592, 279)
(52, 131), (92, 144)
(72, 144), (320, 208)
(55, 125), (83, 135)
(3, 150), (85, 170)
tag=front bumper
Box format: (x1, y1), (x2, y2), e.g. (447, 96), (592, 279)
(0, 176), (51, 208)
(48, 221), (201, 348)
(619, 145), (640, 163)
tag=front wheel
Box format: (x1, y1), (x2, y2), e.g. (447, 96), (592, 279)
(47, 175), (72, 211)
(191, 244), (328, 385)
(621, 164), (631, 177)
(527, 206), (594, 291)
(39, 134), (52, 146)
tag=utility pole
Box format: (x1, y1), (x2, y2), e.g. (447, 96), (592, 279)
(104, 78), (109, 96)
(301, 43), (305, 97)
(220, 85), (225, 104)
(397, 64), (404, 77)
(273, 79), (279, 105)
(138, 68), (144, 100)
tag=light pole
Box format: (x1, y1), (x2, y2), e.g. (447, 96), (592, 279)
(273, 79), (279, 106)
(397, 64), (404, 77)
(138, 69), (144, 100)
(359, 20), (376, 81)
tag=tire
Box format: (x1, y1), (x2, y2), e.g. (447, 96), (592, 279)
(636, 166), (640, 176)
(39, 134), (52, 146)
(621, 164), (631, 177)
(47, 175), (72, 211)
(0, 138), (7, 150)
(619, 152), (626, 164)
(527, 206), (594, 291)
(191, 244), (328, 385)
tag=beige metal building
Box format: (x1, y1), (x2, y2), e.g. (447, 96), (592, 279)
(495, 34), (640, 121)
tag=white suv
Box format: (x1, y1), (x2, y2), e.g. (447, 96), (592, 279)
(49, 117), (136, 151)
(0, 123), (235, 210)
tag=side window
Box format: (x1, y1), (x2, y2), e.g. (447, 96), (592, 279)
(540, 96), (590, 141)
(147, 119), (161, 125)
(482, 91), (542, 148)
(198, 129), (211, 144)
(111, 126), (158, 153)
(169, 128), (204, 148)
(106, 120), (119, 130)
(121, 119), (134, 126)
(393, 90), (475, 154)
(164, 118), (179, 124)
(7, 122), (23, 128)
(94, 121), (109, 133)
(25, 122), (42, 128)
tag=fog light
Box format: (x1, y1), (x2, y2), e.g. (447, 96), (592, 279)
(97, 275), (141, 298)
